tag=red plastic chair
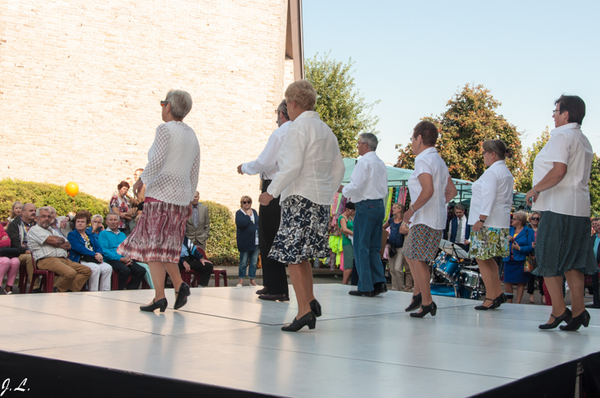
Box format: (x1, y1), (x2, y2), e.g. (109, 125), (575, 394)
(111, 269), (151, 290)
(29, 257), (55, 293)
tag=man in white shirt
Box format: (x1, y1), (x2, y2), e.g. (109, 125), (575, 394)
(237, 100), (291, 301)
(446, 203), (470, 250)
(342, 133), (389, 296)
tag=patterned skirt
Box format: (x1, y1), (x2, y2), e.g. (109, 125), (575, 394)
(402, 223), (442, 262)
(117, 197), (191, 264)
(342, 244), (354, 270)
(532, 211), (599, 277)
(469, 227), (510, 260)
(269, 195), (330, 265)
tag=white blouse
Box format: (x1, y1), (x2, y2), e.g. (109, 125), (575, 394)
(267, 111), (345, 205)
(532, 123), (593, 217)
(468, 160), (514, 228)
(408, 147), (449, 230)
(141, 121), (200, 206)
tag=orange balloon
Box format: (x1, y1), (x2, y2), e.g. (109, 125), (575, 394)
(65, 182), (79, 197)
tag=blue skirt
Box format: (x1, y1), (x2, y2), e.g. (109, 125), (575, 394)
(503, 260), (529, 284)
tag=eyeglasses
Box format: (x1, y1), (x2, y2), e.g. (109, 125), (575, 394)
(531, 217), (539, 221)
(482, 150), (488, 155)
(160, 100), (169, 107)
(552, 109), (561, 115)
(242, 201), (251, 204)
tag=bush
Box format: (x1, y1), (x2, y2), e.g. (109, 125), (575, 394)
(204, 200), (238, 266)
(0, 179), (109, 219)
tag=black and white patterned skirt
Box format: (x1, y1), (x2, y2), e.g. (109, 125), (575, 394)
(268, 195), (330, 265)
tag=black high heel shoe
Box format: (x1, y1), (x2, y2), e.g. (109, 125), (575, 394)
(140, 298), (168, 313)
(281, 312), (316, 332)
(310, 299), (322, 317)
(560, 310), (591, 331)
(539, 308), (572, 329)
(405, 293), (422, 312)
(498, 293), (508, 304)
(474, 297), (499, 310)
(410, 302), (437, 318)
(174, 282), (191, 310)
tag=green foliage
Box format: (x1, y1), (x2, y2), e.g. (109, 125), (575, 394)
(589, 156), (600, 217)
(204, 200), (238, 266)
(515, 128), (550, 192)
(395, 84), (524, 183)
(305, 53), (380, 157)
(0, 179), (108, 220)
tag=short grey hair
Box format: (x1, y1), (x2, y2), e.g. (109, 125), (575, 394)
(276, 99), (289, 121)
(92, 214), (104, 223)
(36, 206), (51, 217)
(47, 206), (56, 214)
(454, 203), (466, 212)
(106, 212), (120, 220)
(359, 133), (378, 151)
(165, 89), (193, 119)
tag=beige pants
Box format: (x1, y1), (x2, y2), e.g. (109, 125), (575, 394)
(36, 257), (92, 292)
(389, 250), (405, 291)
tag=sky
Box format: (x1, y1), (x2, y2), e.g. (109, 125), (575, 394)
(302, 0), (600, 165)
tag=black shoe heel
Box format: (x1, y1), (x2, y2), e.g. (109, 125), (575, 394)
(405, 293), (422, 312)
(560, 310), (591, 331)
(281, 312), (316, 332)
(539, 308), (572, 329)
(174, 282), (191, 310)
(310, 299), (322, 317)
(410, 302), (437, 318)
(140, 298), (168, 313)
(474, 298), (498, 310)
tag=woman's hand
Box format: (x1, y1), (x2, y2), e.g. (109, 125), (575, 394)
(95, 253), (103, 262)
(525, 189), (539, 206)
(0, 235), (8, 241)
(133, 179), (144, 199)
(183, 261), (191, 272)
(532, 241), (536, 249)
(259, 192), (273, 206)
(472, 221), (482, 232)
(403, 207), (414, 224)
(512, 242), (521, 251)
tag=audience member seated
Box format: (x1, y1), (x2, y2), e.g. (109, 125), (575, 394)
(7, 201), (23, 223)
(48, 206), (73, 237)
(67, 211), (112, 291)
(98, 213), (146, 290)
(110, 181), (133, 235)
(87, 214), (105, 236)
(26, 207), (92, 292)
(6, 203), (38, 292)
(0, 223), (20, 294)
(186, 191), (210, 250)
(179, 235), (214, 287)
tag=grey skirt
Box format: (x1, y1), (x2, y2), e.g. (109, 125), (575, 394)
(532, 211), (599, 277)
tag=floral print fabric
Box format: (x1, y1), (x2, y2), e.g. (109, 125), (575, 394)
(469, 227), (509, 260)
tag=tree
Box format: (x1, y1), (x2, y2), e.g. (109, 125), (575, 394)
(305, 53), (379, 157)
(589, 156), (600, 216)
(515, 128), (550, 192)
(395, 84), (524, 183)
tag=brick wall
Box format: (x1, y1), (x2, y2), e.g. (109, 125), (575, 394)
(0, 0), (290, 210)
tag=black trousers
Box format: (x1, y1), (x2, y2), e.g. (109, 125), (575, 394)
(259, 180), (289, 296)
(179, 256), (213, 287)
(106, 260), (146, 290)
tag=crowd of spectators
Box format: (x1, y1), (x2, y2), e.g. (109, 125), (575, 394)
(0, 170), (212, 293)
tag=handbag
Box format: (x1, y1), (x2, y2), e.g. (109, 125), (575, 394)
(81, 254), (101, 264)
(388, 245), (398, 258)
(0, 247), (21, 259)
(524, 255), (537, 273)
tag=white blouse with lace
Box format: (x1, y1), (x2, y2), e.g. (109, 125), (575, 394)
(140, 121), (200, 206)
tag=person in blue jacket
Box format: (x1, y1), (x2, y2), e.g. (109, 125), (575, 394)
(235, 196), (259, 287)
(67, 211), (113, 291)
(503, 211), (535, 303)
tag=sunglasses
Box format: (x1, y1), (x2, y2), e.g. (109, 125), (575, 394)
(531, 217), (539, 221)
(160, 100), (169, 107)
(242, 201), (251, 204)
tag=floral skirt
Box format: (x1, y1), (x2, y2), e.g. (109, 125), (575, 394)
(533, 211), (598, 277)
(402, 224), (442, 262)
(469, 227), (510, 260)
(117, 197), (191, 264)
(269, 195), (330, 265)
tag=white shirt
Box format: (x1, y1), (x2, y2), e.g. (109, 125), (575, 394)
(468, 160), (514, 228)
(141, 121), (200, 206)
(267, 111), (345, 205)
(532, 123), (593, 217)
(449, 215), (467, 243)
(241, 121), (291, 180)
(342, 151), (388, 203)
(408, 147), (449, 230)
